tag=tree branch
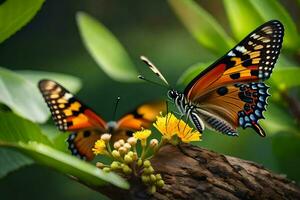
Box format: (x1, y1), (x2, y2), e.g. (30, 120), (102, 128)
(95, 144), (300, 200)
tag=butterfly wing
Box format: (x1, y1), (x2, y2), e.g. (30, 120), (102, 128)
(39, 79), (107, 131)
(195, 82), (269, 137)
(116, 101), (166, 136)
(185, 20), (284, 100)
(39, 79), (107, 160)
(67, 130), (101, 160)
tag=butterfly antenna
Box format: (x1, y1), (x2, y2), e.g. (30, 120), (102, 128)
(138, 75), (168, 89)
(113, 96), (121, 121)
(140, 55), (169, 86)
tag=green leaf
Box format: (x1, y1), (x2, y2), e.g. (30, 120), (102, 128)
(0, 68), (81, 123)
(0, 148), (33, 178)
(249, 0), (300, 50)
(0, 112), (129, 189)
(40, 125), (68, 152)
(0, 0), (45, 43)
(168, 0), (235, 54)
(0, 112), (52, 144)
(17, 70), (82, 93)
(223, 0), (264, 40)
(76, 12), (138, 82)
(270, 67), (300, 90)
(0, 67), (49, 123)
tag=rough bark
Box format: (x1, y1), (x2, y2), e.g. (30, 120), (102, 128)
(98, 144), (300, 200)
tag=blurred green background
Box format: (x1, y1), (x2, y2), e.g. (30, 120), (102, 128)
(0, 0), (300, 199)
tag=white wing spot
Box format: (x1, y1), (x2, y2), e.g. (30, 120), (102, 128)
(64, 93), (73, 100)
(235, 46), (247, 53)
(228, 51), (236, 56)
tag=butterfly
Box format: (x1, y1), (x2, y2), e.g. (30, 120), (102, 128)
(140, 20), (284, 137)
(38, 79), (165, 160)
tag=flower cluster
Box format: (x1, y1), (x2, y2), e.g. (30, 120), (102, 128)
(93, 113), (201, 194)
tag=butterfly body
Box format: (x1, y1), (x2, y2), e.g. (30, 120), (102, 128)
(142, 20), (284, 137)
(39, 79), (165, 160)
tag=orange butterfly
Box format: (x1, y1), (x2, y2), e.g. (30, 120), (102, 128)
(141, 20), (284, 137)
(39, 80), (165, 160)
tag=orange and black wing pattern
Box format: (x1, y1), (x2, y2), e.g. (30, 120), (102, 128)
(39, 79), (107, 132)
(117, 101), (166, 133)
(185, 20), (284, 101)
(197, 82), (269, 137)
(39, 79), (107, 160)
(67, 130), (101, 160)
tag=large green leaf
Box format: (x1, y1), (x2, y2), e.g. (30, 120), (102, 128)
(0, 68), (81, 123)
(249, 0), (300, 50)
(168, 0), (235, 55)
(0, 112), (129, 189)
(0, 0), (45, 43)
(223, 0), (264, 40)
(76, 12), (138, 82)
(40, 125), (68, 152)
(17, 70), (82, 93)
(0, 148), (33, 178)
(0, 67), (49, 123)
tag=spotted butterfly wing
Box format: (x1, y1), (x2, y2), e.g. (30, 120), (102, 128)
(39, 79), (107, 160)
(68, 101), (166, 160)
(39, 80), (107, 132)
(195, 82), (269, 136)
(117, 101), (166, 132)
(185, 20), (283, 136)
(39, 80), (166, 160)
(185, 20), (283, 99)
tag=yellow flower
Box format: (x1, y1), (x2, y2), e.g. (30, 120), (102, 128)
(133, 129), (152, 140)
(177, 121), (201, 143)
(133, 129), (151, 146)
(154, 112), (201, 143)
(92, 139), (107, 155)
(153, 113), (178, 140)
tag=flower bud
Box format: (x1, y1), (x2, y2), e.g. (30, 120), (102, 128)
(141, 175), (150, 184)
(148, 166), (154, 174)
(150, 139), (159, 148)
(118, 139), (125, 146)
(150, 174), (156, 182)
(156, 180), (165, 188)
(143, 160), (151, 168)
(127, 137), (137, 146)
(132, 152), (138, 161)
(122, 165), (132, 175)
(124, 154), (133, 164)
(112, 150), (120, 158)
(148, 185), (156, 194)
(127, 151), (134, 157)
(143, 167), (150, 175)
(101, 133), (111, 142)
(118, 146), (127, 154)
(103, 167), (110, 173)
(137, 159), (143, 167)
(155, 174), (162, 180)
(124, 143), (131, 150)
(110, 161), (120, 170)
(113, 142), (121, 149)
(96, 162), (105, 169)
